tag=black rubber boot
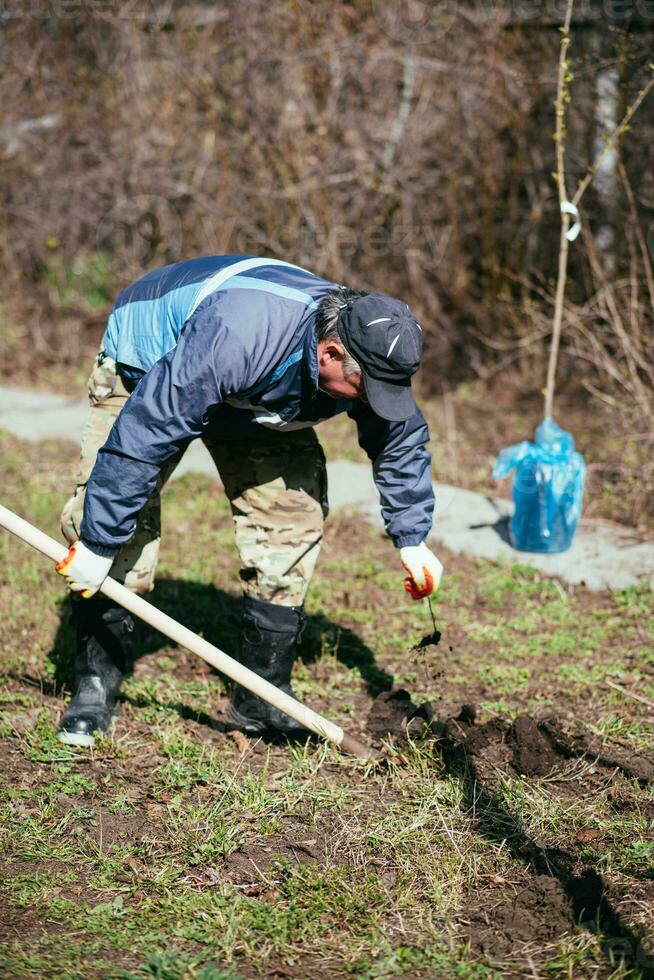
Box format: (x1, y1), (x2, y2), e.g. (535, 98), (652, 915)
(57, 599), (133, 747)
(227, 596), (308, 736)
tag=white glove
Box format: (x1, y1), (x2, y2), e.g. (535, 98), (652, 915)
(400, 542), (443, 600)
(55, 541), (114, 598)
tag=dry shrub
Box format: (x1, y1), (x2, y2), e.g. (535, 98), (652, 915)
(0, 0), (563, 371)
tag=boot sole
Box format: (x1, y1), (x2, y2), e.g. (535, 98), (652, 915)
(57, 704), (120, 748)
(57, 729), (97, 748)
(226, 703), (268, 734)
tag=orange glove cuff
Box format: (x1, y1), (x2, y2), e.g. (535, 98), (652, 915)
(55, 543), (77, 574)
(403, 569), (434, 601)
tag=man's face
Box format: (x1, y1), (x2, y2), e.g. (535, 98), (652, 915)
(317, 341), (367, 401)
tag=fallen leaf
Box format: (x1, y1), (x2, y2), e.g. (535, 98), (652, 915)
(574, 830), (601, 844)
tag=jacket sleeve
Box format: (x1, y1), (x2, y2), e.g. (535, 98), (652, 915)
(347, 402), (435, 548)
(80, 301), (255, 556)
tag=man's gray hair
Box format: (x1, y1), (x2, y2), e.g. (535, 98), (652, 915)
(315, 286), (365, 378)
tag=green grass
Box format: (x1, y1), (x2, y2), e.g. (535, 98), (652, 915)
(0, 429), (653, 978)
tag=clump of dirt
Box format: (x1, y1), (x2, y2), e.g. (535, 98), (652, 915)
(440, 706), (509, 754)
(507, 715), (562, 777)
(467, 875), (575, 955)
(421, 702), (513, 778)
(366, 689), (422, 739)
(411, 628), (441, 652)
(366, 689), (654, 800)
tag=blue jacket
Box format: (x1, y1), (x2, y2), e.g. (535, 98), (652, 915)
(81, 255), (434, 555)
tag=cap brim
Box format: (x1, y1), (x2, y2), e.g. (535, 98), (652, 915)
(363, 374), (417, 422)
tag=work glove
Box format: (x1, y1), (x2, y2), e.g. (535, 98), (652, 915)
(400, 542), (443, 600)
(55, 541), (113, 598)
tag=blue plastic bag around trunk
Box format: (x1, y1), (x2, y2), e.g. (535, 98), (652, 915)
(492, 417), (585, 553)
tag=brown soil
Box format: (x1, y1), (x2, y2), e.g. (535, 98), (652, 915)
(377, 696), (654, 787)
(364, 692), (654, 969)
(222, 832), (326, 894)
(365, 689), (422, 740)
(2, 676), (652, 975)
(466, 875), (575, 956)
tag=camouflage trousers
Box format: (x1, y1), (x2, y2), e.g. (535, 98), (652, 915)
(61, 354), (329, 606)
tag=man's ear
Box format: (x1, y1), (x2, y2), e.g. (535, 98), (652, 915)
(322, 341), (346, 362)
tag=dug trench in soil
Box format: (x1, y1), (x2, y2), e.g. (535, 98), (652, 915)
(366, 693), (654, 972)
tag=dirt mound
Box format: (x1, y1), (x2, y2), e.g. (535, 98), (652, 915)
(507, 715), (562, 777)
(366, 689), (654, 791)
(426, 703), (654, 785)
(434, 707), (564, 779)
(467, 875), (574, 955)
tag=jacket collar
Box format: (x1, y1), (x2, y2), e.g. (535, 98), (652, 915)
(303, 314), (320, 392)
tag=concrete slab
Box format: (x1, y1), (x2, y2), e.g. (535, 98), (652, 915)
(0, 387), (88, 442)
(169, 440), (218, 480)
(1, 385), (652, 590)
(327, 460), (654, 590)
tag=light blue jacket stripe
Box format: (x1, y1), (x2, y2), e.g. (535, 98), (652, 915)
(102, 311), (121, 361)
(226, 276), (318, 309)
(187, 256), (315, 316)
(102, 280), (202, 365)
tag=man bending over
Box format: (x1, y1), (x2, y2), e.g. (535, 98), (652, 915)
(56, 255), (443, 745)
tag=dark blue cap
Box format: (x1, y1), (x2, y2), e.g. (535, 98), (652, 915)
(337, 293), (422, 421)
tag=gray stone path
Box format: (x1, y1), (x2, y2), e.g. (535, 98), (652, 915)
(2, 385), (653, 591)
